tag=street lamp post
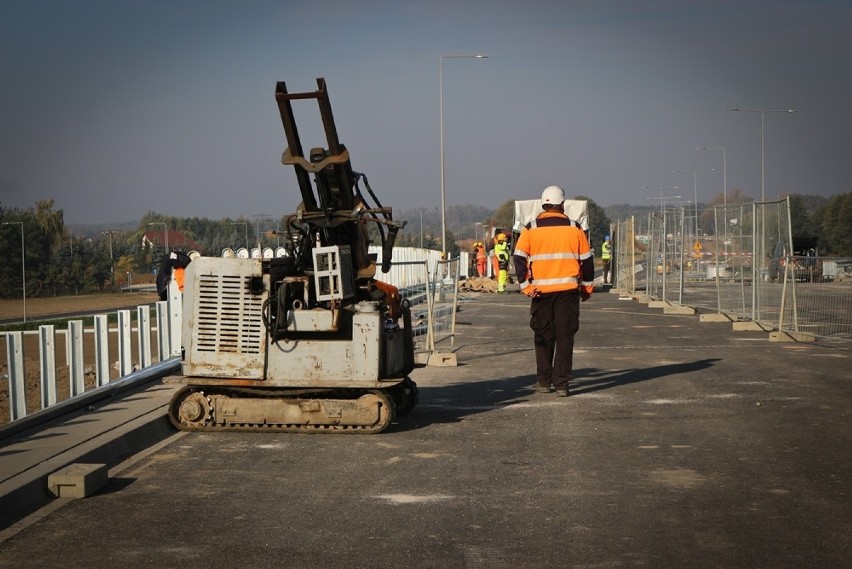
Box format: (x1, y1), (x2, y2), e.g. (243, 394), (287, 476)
(440, 53), (487, 257)
(100, 230), (120, 286)
(147, 222), (168, 256)
(673, 168), (716, 237)
(251, 214), (271, 249)
(698, 146), (727, 205)
(727, 108), (797, 202)
(231, 222), (248, 250)
(642, 186), (681, 217)
(418, 208), (426, 249)
(3, 221), (26, 323)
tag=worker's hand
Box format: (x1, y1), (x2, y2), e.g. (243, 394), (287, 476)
(580, 290), (591, 302)
(522, 286), (541, 298)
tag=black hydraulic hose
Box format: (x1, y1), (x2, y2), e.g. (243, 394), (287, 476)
(352, 173), (390, 250)
(357, 172), (386, 215)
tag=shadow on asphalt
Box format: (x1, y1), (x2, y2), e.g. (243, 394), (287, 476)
(97, 477), (137, 496)
(390, 374), (536, 432)
(391, 358), (721, 432)
(572, 358), (721, 395)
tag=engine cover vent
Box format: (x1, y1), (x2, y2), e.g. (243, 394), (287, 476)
(195, 273), (264, 354)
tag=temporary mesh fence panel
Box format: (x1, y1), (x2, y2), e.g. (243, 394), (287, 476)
(378, 258), (432, 356)
(783, 257), (852, 342)
(646, 207), (689, 304)
(754, 199), (795, 329)
(713, 202), (755, 320)
(613, 217), (638, 294)
(429, 257), (460, 352)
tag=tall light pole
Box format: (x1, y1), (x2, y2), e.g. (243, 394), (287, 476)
(697, 146), (727, 205)
(418, 208), (427, 249)
(147, 222), (168, 256)
(231, 222), (248, 249)
(100, 229), (120, 286)
(642, 186), (681, 217)
(251, 214), (271, 248)
(440, 53), (487, 256)
(673, 168), (716, 236)
(727, 108), (797, 202)
(3, 221), (26, 323)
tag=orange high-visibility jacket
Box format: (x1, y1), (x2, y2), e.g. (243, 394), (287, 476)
(513, 211), (595, 295)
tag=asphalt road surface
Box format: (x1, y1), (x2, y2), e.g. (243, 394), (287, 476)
(1, 290), (849, 568)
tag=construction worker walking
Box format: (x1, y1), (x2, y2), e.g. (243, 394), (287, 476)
(601, 234), (612, 284)
(473, 241), (487, 277)
(513, 185), (594, 397)
(494, 233), (510, 292)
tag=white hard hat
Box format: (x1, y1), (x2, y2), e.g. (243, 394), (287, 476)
(541, 185), (565, 206)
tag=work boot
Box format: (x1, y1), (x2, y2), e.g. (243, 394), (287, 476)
(556, 387), (570, 397)
(534, 383), (552, 394)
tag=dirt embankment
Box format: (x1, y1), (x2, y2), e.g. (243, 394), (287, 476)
(0, 292), (158, 322)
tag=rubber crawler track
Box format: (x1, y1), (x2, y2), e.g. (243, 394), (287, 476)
(168, 384), (409, 434)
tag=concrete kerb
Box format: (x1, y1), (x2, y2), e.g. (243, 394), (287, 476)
(0, 383), (179, 531)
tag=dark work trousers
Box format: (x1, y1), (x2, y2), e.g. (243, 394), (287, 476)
(529, 289), (580, 389)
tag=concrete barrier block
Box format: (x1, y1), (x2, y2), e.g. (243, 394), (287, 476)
(48, 463), (108, 499)
(427, 352), (458, 367)
(733, 321), (771, 332)
(769, 331), (816, 343)
(664, 305), (696, 315)
(700, 313), (733, 323)
(414, 352), (431, 366)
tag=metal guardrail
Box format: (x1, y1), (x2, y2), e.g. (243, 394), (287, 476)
(2, 283), (183, 426)
(0, 357), (179, 443)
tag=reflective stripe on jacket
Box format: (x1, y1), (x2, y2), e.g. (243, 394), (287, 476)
(601, 241), (612, 260)
(494, 241), (510, 270)
(512, 211), (594, 294)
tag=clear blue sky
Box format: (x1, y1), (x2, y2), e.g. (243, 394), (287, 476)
(1, 0), (850, 224)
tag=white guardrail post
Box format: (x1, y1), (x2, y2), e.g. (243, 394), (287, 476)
(168, 280), (182, 357)
(137, 305), (152, 368)
(156, 301), (170, 363)
(5, 331), (26, 421)
(68, 320), (85, 397)
(94, 315), (110, 387)
(38, 325), (57, 408)
(118, 309), (133, 376)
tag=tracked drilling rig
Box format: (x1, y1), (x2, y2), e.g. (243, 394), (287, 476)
(167, 78), (417, 433)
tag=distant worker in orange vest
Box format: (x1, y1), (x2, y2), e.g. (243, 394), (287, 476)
(513, 185), (594, 397)
(473, 241), (487, 277)
(156, 251), (192, 301)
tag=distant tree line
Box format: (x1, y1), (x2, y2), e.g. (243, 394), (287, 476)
(2, 191), (847, 299)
